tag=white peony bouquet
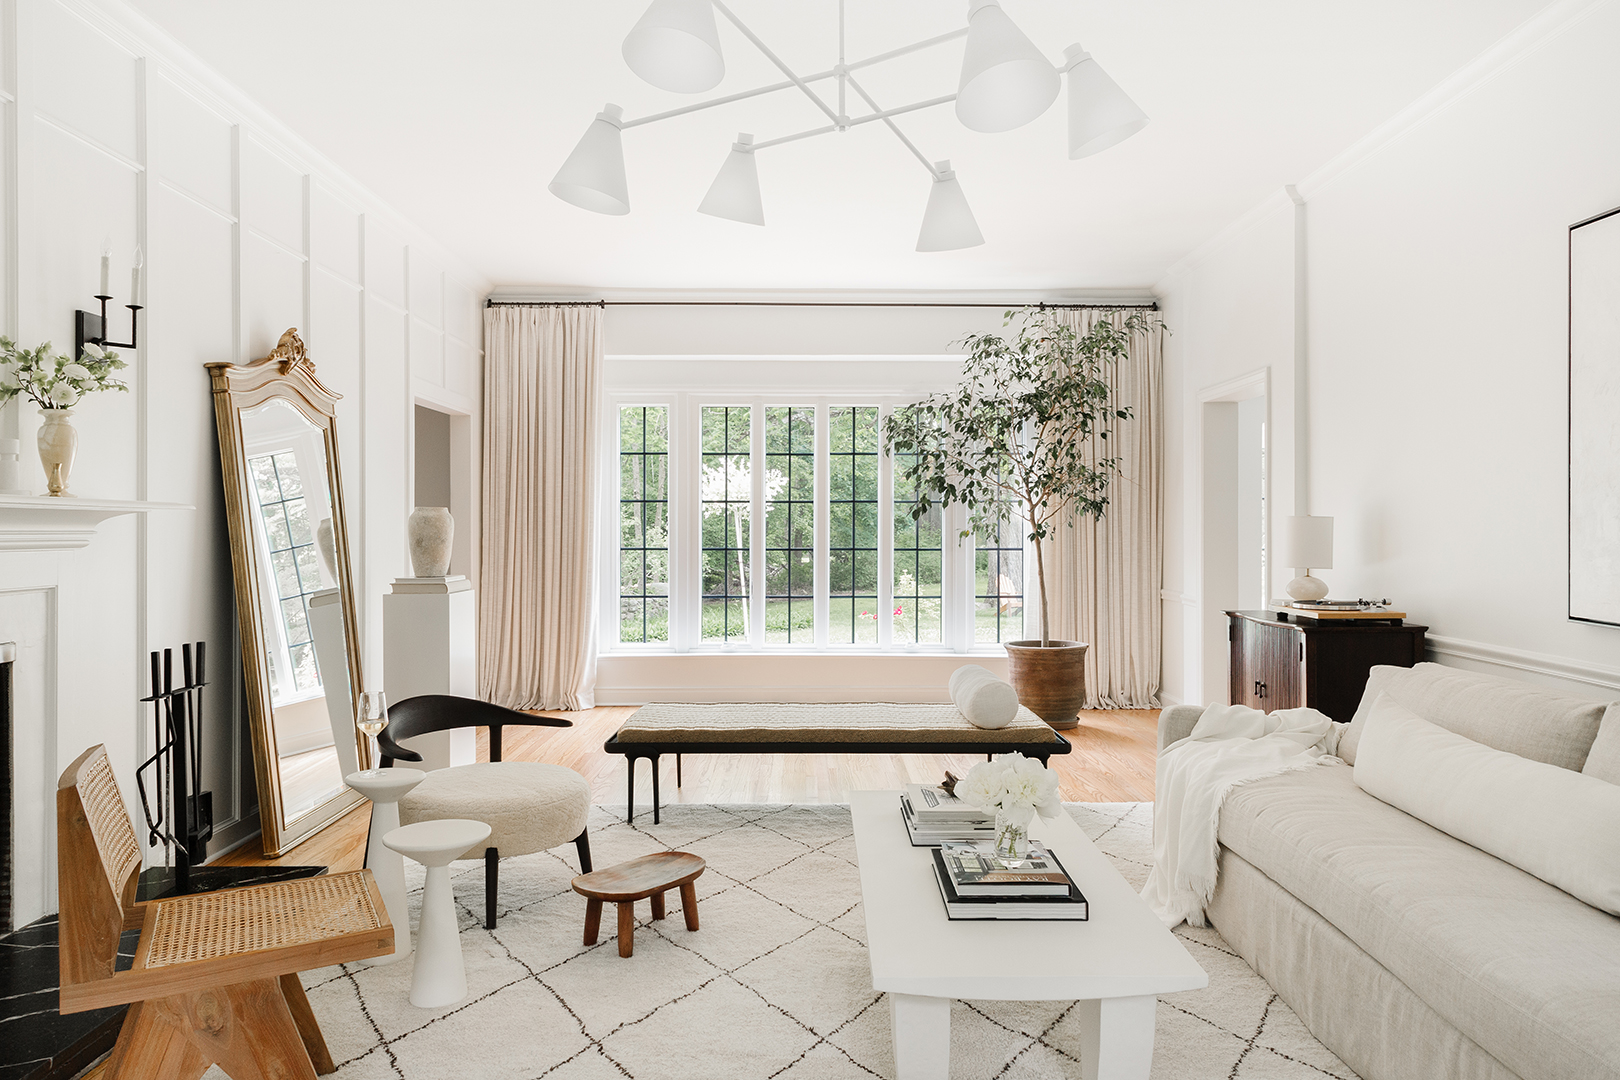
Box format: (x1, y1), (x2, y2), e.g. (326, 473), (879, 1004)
(0, 338), (128, 410)
(956, 752), (1062, 847)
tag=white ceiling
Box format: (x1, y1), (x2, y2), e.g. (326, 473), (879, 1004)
(125, 0), (1551, 293)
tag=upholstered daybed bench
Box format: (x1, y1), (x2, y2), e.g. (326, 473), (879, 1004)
(604, 702), (1071, 822)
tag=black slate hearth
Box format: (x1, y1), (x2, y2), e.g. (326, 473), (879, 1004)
(0, 916), (138, 1080)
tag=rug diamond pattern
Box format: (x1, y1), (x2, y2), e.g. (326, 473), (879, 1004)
(203, 803), (1359, 1079)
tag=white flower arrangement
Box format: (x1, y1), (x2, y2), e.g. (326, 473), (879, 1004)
(956, 752), (1063, 832)
(0, 337), (128, 411)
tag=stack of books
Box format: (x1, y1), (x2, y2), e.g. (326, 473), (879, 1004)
(930, 841), (1089, 920)
(900, 784), (996, 846)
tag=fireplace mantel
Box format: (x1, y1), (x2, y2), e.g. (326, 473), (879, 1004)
(0, 494), (192, 551)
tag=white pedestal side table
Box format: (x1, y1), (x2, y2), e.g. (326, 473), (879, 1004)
(346, 767), (426, 966)
(383, 817), (492, 1008)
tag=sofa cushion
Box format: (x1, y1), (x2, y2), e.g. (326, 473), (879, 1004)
(1354, 693), (1620, 915)
(1338, 662), (1608, 770)
(1585, 703), (1620, 785)
(1217, 763), (1620, 1080)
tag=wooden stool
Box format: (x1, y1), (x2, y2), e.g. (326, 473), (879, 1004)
(572, 852), (705, 958)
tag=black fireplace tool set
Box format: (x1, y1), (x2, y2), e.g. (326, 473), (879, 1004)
(134, 640), (322, 902)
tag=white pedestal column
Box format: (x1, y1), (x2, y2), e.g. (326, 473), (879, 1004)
(383, 575), (476, 770)
(309, 587), (360, 777)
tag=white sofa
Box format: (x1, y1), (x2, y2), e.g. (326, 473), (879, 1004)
(1158, 662), (1620, 1080)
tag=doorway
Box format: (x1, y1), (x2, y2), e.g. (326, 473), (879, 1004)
(1199, 371), (1269, 703)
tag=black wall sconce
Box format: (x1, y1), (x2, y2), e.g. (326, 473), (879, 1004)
(75, 247), (142, 359)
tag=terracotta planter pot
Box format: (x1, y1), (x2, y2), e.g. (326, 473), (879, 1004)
(1004, 640), (1089, 730)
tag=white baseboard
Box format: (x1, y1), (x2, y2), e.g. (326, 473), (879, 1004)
(1425, 635), (1620, 697)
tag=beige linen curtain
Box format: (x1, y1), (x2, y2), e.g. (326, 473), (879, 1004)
(1039, 308), (1164, 708)
(480, 304), (602, 710)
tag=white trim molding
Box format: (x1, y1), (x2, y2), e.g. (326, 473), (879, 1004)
(1426, 634), (1620, 697)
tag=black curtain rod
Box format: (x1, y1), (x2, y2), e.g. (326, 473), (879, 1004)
(485, 299), (1158, 310)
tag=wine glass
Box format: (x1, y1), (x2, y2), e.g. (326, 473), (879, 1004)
(356, 690), (388, 774)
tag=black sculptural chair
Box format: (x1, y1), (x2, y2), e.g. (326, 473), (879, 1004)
(378, 694), (592, 929)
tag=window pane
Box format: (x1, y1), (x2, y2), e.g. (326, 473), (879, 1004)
(829, 406), (880, 644)
(891, 442), (944, 645)
(701, 405), (752, 642)
(976, 516), (1025, 643)
(764, 406), (814, 644)
(617, 405), (670, 644)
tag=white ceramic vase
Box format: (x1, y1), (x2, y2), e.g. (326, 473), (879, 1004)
(408, 507), (453, 577)
(37, 408), (77, 497)
(315, 518), (338, 585)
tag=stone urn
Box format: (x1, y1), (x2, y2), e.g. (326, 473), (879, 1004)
(37, 408), (77, 497)
(1003, 640), (1089, 730)
(408, 507), (453, 577)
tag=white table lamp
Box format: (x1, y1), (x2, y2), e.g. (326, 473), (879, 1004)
(1282, 516), (1333, 601)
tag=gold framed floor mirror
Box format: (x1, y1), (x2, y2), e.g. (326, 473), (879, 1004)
(209, 328), (368, 856)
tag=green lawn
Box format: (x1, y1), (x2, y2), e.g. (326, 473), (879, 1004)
(620, 596), (1021, 645)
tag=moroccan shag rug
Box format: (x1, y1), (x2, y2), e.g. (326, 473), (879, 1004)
(211, 804), (1358, 1080)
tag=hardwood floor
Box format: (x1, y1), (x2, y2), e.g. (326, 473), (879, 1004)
(219, 706), (1159, 871)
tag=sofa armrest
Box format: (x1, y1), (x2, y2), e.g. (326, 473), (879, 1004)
(1158, 704), (1204, 753)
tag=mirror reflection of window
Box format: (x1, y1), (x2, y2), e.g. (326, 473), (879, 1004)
(249, 450), (323, 698)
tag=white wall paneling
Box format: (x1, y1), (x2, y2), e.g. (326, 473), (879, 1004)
(1155, 0), (1620, 704)
(0, 0), (488, 912)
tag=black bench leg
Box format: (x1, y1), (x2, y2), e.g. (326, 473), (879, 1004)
(676, 753), (682, 787)
(627, 755), (637, 822)
(652, 754), (662, 825)
(574, 828), (592, 874)
(485, 846), (499, 929)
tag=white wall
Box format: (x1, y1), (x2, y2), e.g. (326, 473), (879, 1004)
(0, 0), (486, 921)
(1157, 0), (1620, 704)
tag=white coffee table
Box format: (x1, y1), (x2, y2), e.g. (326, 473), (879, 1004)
(850, 790), (1206, 1080)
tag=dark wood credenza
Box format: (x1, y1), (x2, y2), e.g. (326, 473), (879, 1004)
(1226, 610), (1428, 723)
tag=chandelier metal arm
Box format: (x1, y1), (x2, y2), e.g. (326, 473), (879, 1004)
(750, 94), (956, 152)
(619, 27), (971, 132)
(710, 0), (841, 126)
(843, 71), (939, 177)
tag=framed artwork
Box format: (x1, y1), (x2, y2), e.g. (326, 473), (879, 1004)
(1569, 205), (1620, 627)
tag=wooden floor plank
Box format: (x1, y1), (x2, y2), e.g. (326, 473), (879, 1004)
(223, 706), (1159, 870)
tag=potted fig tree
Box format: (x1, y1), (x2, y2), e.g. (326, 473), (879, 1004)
(882, 307), (1159, 728)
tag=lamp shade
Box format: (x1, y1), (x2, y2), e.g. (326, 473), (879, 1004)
(1282, 516), (1333, 570)
(549, 104), (630, 216)
(623, 0), (724, 93)
(1063, 45), (1148, 159)
(698, 134), (764, 225)
(955, 0), (1060, 133)
(916, 161), (984, 252)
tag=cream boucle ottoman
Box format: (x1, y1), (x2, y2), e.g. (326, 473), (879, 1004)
(397, 761), (591, 928)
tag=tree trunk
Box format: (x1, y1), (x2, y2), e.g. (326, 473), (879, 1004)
(1033, 519), (1050, 648)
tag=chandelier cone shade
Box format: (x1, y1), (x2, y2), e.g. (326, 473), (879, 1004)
(622, 0), (725, 93)
(1063, 45), (1149, 159)
(955, 0), (1061, 133)
(549, 104), (630, 216)
(697, 134), (765, 226)
(916, 161), (984, 252)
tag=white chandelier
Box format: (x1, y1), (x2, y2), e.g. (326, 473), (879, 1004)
(549, 0), (1148, 251)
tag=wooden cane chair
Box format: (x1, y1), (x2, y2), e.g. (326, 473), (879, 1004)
(57, 745), (393, 1080)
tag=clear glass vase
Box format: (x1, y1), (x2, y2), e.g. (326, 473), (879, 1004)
(994, 807), (1030, 862)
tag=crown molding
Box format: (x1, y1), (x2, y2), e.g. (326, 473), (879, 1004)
(1155, 0), (1612, 289)
(1294, 0), (1612, 202)
(61, 0), (492, 294)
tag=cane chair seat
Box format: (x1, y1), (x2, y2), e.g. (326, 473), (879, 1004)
(143, 873), (386, 969)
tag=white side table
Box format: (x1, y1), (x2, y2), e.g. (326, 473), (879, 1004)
(346, 767), (427, 966)
(384, 818), (492, 1008)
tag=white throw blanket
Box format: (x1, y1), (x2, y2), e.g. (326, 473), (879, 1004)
(1141, 703), (1340, 928)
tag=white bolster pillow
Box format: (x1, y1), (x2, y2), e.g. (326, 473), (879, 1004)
(949, 664), (1019, 730)
(1354, 692), (1620, 916)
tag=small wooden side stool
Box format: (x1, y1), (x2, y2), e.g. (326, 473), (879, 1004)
(572, 851), (705, 958)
